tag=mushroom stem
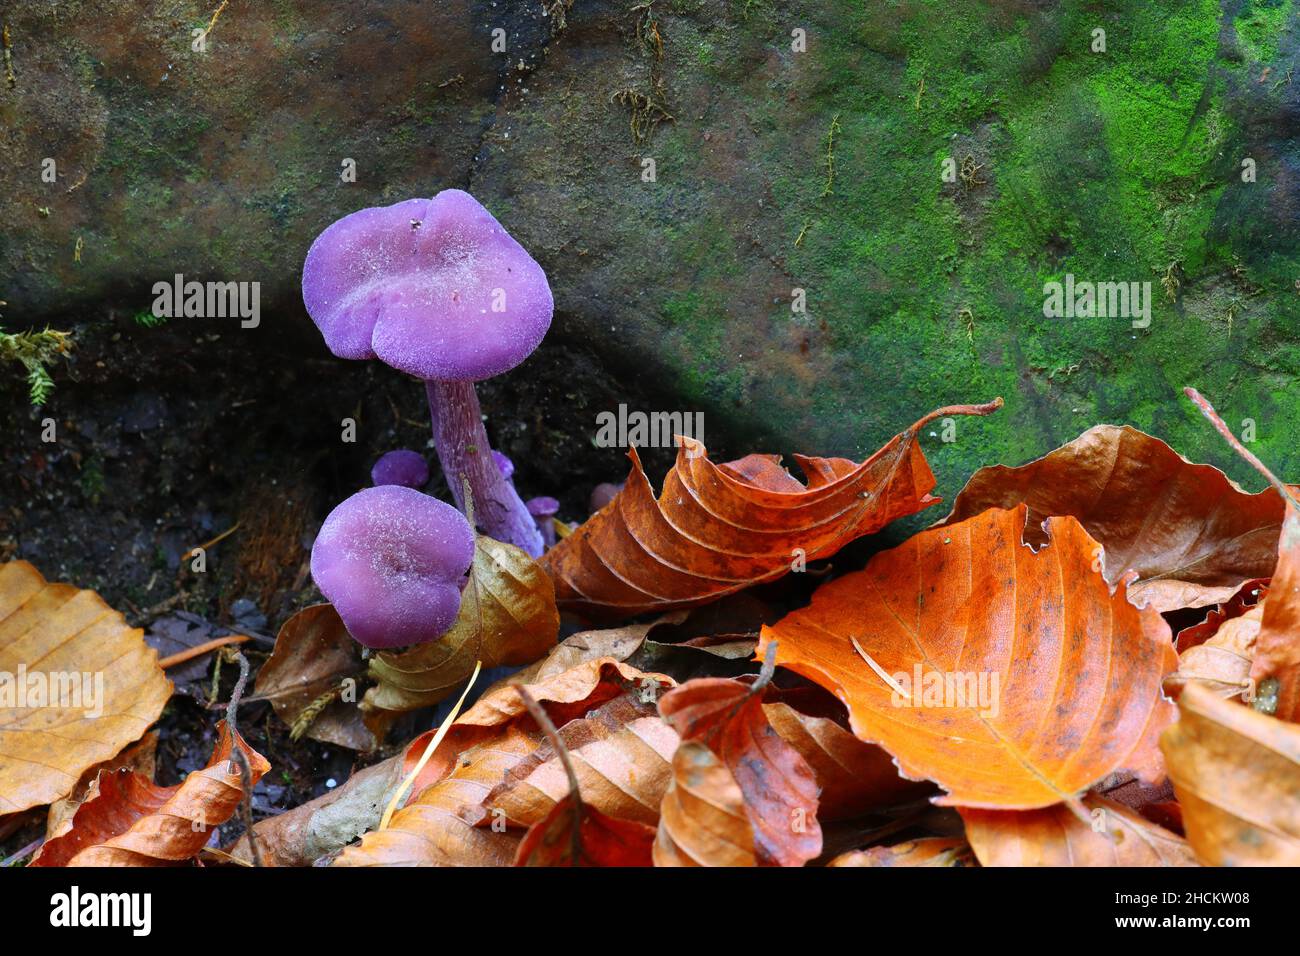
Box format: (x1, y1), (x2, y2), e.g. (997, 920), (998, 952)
(424, 379), (544, 557)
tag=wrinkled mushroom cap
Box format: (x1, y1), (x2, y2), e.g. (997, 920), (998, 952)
(371, 449), (429, 489)
(302, 190), (553, 382)
(310, 486), (475, 649)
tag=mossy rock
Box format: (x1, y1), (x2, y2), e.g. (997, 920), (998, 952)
(2, 0), (1297, 498)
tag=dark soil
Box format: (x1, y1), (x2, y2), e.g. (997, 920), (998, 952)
(0, 305), (730, 861)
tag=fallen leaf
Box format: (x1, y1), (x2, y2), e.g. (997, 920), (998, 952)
(941, 425), (1284, 612)
(1182, 388), (1300, 720)
(484, 709), (678, 827)
(333, 730), (531, 866)
(1164, 604), (1260, 701)
(31, 721), (268, 867)
(228, 755), (402, 866)
(336, 661), (675, 865)
(363, 534), (559, 714)
(1160, 683), (1300, 865)
(653, 740), (756, 867)
(657, 672), (822, 866)
(828, 837), (974, 867)
(542, 400), (1002, 617)
(960, 795), (1197, 866)
(1250, 507), (1300, 720)
(45, 732), (159, 842)
(758, 505), (1178, 809)
(1174, 579), (1266, 653)
(514, 794), (655, 866)
(763, 701), (932, 820)
(254, 603), (376, 750)
(0, 560), (172, 815)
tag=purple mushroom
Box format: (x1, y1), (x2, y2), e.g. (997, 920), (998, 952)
(371, 449), (430, 489)
(492, 449), (515, 482)
(589, 482), (623, 514)
(302, 190), (551, 556)
(526, 496), (560, 549)
(311, 485), (475, 649)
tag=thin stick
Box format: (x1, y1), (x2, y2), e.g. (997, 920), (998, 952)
(515, 685), (584, 863)
(157, 634), (249, 669)
(379, 661), (482, 831)
(1184, 387), (1300, 509)
(851, 636), (911, 700)
(223, 652), (262, 868)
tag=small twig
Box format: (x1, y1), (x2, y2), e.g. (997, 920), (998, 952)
(1184, 387), (1300, 510)
(185, 521), (241, 560)
(1, 837), (42, 867)
(851, 637), (911, 700)
(157, 634), (249, 669)
(515, 685), (584, 864)
(223, 651), (262, 868)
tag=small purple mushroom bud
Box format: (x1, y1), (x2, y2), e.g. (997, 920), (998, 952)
(303, 189), (551, 556)
(371, 449), (430, 489)
(526, 495), (560, 549)
(492, 450), (515, 482)
(310, 486), (475, 649)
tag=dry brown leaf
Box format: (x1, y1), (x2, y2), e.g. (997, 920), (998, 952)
(363, 534), (559, 715)
(758, 505), (1178, 809)
(653, 740), (756, 867)
(254, 603), (377, 750)
(1174, 579), (1266, 653)
(960, 795), (1197, 866)
(942, 425), (1284, 612)
(763, 701), (932, 820)
(0, 560), (172, 815)
(336, 661), (675, 865)
(657, 674), (822, 866)
(1164, 604), (1260, 701)
(828, 837), (975, 867)
(1161, 683), (1300, 865)
(542, 400), (1002, 618)
(31, 721), (268, 867)
(227, 755), (402, 866)
(45, 732), (159, 842)
(484, 708), (678, 827)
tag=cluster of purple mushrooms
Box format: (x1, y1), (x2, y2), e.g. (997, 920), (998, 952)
(303, 190), (564, 650)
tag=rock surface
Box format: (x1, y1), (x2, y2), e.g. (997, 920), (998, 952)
(2, 0), (1298, 489)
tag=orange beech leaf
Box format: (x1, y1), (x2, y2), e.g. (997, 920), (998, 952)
(514, 793), (655, 866)
(960, 795), (1197, 866)
(653, 740), (756, 867)
(942, 425), (1285, 612)
(334, 728), (532, 866)
(31, 722), (267, 867)
(1183, 387), (1300, 720)
(1251, 508), (1300, 720)
(542, 400), (1003, 617)
(484, 710), (678, 827)
(336, 662), (676, 866)
(657, 671), (822, 866)
(0, 561), (172, 815)
(400, 658), (675, 795)
(758, 505), (1178, 809)
(1164, 604), (1260, 702)
(763, 701), (933, 819)
(828, 837), (974, 867)
(1161, 683), (1300, 865)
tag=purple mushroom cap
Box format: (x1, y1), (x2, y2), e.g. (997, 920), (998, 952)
(526, 496), (560, 518)
(492, 450), (515, 481)
(302, 190), (553, 382)
(310, 486), (475, 650)
(370, 449), (430, 489)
